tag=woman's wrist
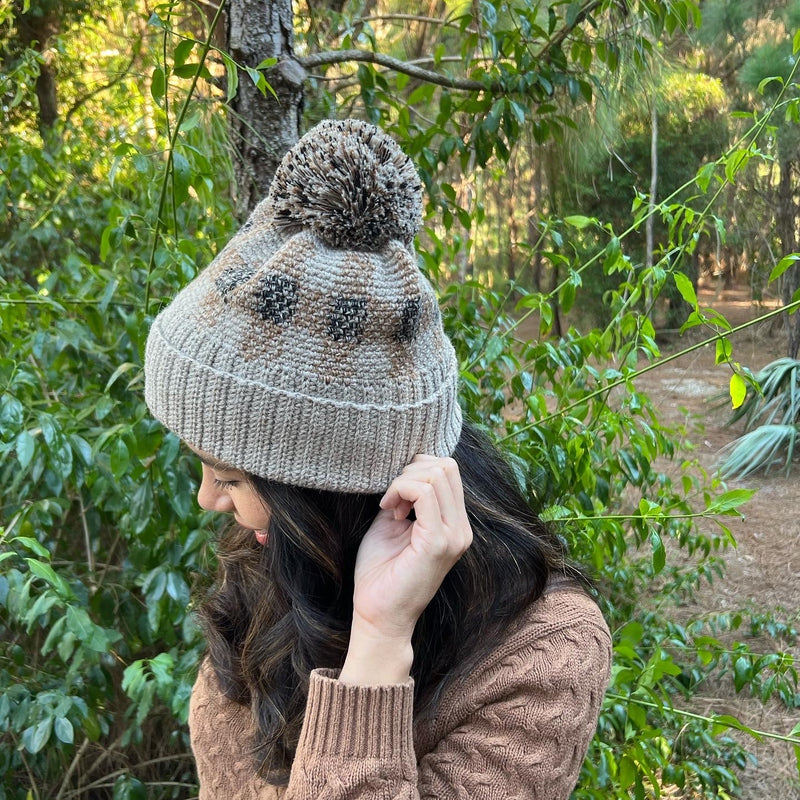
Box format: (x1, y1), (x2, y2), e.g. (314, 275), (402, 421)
(338, 615), (414, 686)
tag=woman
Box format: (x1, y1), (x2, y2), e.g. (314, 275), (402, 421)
(144, 119), (611, 799)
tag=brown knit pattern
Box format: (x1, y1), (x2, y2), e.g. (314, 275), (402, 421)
(189, 585), (611, 799)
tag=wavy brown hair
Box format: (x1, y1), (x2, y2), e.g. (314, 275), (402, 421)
(198, 420), (583, 782)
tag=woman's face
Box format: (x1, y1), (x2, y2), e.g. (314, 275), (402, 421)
(192, 448), (270, 544)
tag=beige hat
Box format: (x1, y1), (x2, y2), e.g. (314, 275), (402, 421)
(144, 119), (462, 493)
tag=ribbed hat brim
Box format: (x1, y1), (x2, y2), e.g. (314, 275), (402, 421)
(145, 316), (462, 493)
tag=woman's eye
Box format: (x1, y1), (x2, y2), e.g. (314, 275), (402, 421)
(213, 478), (239, 489)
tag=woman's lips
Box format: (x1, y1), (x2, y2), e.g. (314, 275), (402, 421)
(235, 517), (269, 545)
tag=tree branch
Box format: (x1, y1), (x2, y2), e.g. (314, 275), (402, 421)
(535, 0), (603, 61)
(64, 37), (142, 125)
(357, 13), (478, 34)
(296, 49), (494, 92)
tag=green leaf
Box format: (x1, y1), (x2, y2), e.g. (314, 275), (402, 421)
(696, 161), (715, 193)
(715, 338), (732, 365)
(559, 281), (576, 313)
(173, 63), (212, 80)
(713, 713), (761, 738)
(564, 215), (593, 229)
(151, 67), (165, 102)
(733, 656), (749, 693)
(758, 75), (783, 94)
(649, 530), (665, 573)
(105, 362), (139, 392)
(706, 488), (755, 513)
(15, 430), (35, 469)
(729, 373), (747, 409)
(173, 39), (195, 69)
(25, 558), (71, 597)
(171, 151), (191, 206)
(12, 536), (49, 559)
(222, 53), (239, 102)
(54, 716), (74, 744)
(618, 755), (636, 787)
(673, 272), (697, 307)
(110, 438), (130, 478)
(24, 718), (53, 754)
(768, 254), (799, 284)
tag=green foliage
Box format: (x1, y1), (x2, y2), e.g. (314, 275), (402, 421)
(1, 3), (233, 796)
(2, 0), (800, 798)
(718, 357), (800, 477)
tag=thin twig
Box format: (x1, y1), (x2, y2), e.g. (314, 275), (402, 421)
(501, 298), (800, 440)
(356, 13), (480, 35)
(144, 0), (228, 315)
(78, 493), (95, 586)
(0, 510), (24, 541)
(605, 692), (800, 745)
(65, 754), (195, 799)
(55, 737), (90, 800)
(65, 38), (143, 125)
(10, 733), (41, 800)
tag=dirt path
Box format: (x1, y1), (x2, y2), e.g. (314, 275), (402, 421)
(633, 285), (799, 798)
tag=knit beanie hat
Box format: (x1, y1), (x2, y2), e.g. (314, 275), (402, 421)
(144, 119), (462, 493)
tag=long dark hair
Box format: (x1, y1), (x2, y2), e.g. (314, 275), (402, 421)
(198, 420), (582, 781)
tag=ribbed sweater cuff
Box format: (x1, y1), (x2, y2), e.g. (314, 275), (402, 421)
(297, 669), (415, 763)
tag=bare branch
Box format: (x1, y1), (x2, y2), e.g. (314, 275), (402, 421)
(360, 14), (452, 26)
(65, 37), (142, 125)
(296, 50), (495, 92)
(309, 55), (477, 86)
(357, 13), (478, 34)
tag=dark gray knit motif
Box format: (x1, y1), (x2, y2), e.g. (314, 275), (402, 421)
(328, 297), (368, 342)
(215, 264), (257, 297)
(251, 273), (298, 325)
(395, 297), (422, 343)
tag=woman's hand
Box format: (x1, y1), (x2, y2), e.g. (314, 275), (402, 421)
(339, 455), (473, 685)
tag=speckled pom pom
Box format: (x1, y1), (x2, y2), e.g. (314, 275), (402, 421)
(266, 119), (423, 251)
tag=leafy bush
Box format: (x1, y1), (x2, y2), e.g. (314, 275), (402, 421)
(2, 2), (799, 799)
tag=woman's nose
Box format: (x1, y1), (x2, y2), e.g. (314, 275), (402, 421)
(197, 465), (234, 513)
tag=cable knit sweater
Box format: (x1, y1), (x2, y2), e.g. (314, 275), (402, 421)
(189, 581), (611, 799)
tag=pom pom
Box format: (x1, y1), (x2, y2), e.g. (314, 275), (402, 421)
(267, 119), (423, 251)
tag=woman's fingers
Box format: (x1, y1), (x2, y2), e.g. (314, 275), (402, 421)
(409, 455), (465, 511)
(352, 456), (473, 638)
(380, 460), (454, 520)
(379, 456), (472, 555)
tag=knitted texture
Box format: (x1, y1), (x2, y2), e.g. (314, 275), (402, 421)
(188, 582), (612, 799)
(144, 120), (462, 492)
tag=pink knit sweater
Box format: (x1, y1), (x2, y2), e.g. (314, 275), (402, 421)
(189, 582), (611, 799)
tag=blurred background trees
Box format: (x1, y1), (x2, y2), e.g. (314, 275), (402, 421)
(2, 0), (800, 797)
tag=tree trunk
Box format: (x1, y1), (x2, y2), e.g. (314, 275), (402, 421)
(15, 7), (60, 143)
(36, 55), (58, 135)
(226, 0), (306, 219)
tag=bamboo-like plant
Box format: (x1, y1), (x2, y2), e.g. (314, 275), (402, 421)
(718, 358), (800, 478)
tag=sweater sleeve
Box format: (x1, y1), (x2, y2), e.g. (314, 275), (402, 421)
(190, 589), (611, 800)
(287, 590), (610, 800)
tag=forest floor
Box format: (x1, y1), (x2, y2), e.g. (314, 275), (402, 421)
(624, 283), (799, 798)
